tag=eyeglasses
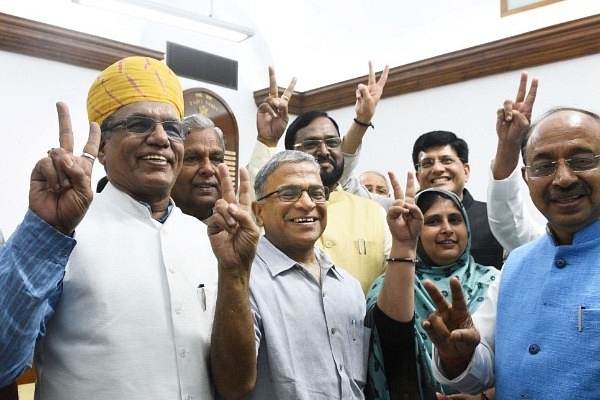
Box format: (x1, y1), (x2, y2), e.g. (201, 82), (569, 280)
(105, 116), (190, 141)
(524, 153), (600, 179)
(293, 137), (342, 151)
(415, 156), (463, 172)
(257, 184), (330, 203)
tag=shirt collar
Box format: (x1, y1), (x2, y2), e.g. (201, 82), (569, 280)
(256, 236), (341, 280)
(136, 199), (175, 223)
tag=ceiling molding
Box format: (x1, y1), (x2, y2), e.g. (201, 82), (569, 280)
(0, 12), (163, 70)
(255, 13), (600, 112)
(1, 11), (599, 112)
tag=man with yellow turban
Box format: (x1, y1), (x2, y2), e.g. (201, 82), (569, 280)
(0, 56), (259, 399)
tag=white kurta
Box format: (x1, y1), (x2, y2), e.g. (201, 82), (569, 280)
(34, 183), (218, 400)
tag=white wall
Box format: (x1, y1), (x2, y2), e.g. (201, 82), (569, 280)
(327, 54), (600, 226)
(1, 0), (599, 236)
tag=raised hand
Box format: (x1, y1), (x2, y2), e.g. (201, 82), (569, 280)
(492, 72), (538, 180)
(354, 61), (390, 124)
(208, 165), (260, 270)
(29, 102), (100, 235)
(421, 277), (481, 378)
(342, 61), (390, 156)
(376, 171), (423, 322)
(256, 66), (297, 147)
(209, 164), (260, 398)
(496, 71), (538, 144)
(386, 171), (422, 245)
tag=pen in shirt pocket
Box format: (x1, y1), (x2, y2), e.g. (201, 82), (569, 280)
(198, 284), (206, 311)
(358, 239), (367, 255)
(578, 305), (585, 332)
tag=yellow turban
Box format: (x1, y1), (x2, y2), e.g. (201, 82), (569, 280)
(87, 56), (184, 126)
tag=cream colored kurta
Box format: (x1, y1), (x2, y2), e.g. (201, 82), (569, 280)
(317, 188), (389, 294)
(34, 183), (218, 400)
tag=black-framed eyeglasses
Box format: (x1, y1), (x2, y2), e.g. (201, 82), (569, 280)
(104, 116), (190, 141)
(415, 156), (463, 172)
(293, 137), (341, 151)
(524, 153), (600, 179)
(257, 184), (330, 203)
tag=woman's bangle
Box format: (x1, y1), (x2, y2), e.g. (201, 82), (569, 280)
(386, 257), (417, 264)
(353, 118), (374, 129)
(481, 391), (490, 400)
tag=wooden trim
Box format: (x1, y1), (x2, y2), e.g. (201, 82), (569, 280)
(0, 12), (163, 70)
(0, 11), (598, 112)
(500, 0), (564, 17)
(254, 13), (600, 112)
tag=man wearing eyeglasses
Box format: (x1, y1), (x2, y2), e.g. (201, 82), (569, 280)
(235, 150), (368, 399)
(411, 130), (505, 270)
(423, 107), (600, 398)
(0, 57), (259, 399)
(248, 66), (391, 294)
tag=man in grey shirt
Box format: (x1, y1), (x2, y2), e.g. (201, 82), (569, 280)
(244, 150), (368, 399)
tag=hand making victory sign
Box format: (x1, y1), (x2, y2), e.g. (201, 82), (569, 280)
(29, 101), (100, 235)
(386, 171), (422, 245)
(256, 66), (297, 147)
(354, 60), (390, 125)
(208, 164), (260, 397)
(208, 164), (260, 270)
(496, 71), (538, 144)
(375, 171), (423, 323)
(491, 72), (539, 182)
(421, 276), (481, 380)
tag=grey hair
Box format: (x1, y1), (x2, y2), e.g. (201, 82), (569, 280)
(360, 170), (389, 184)
(254, 150), (320, 199)
(183, 113), (225, 149)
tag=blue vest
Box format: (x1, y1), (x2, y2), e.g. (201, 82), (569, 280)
(496, 219), (600, 399)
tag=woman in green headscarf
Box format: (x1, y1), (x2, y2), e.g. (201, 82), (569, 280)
(365, 188), (500, 400)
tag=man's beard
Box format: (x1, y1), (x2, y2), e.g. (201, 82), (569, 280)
(319, 157), (344, 187)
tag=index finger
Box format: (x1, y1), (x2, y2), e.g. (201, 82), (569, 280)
(388, 171), (403, 200)
(268, 66), (278, 96)
(56, 101), (74, 153)
(218, 163), (236, 204)
(367, 61), (375, 86)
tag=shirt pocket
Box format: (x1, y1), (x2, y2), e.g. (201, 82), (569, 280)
(345, 320), (371, 386)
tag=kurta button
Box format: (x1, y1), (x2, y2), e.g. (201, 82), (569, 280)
(528, 344), (540, 354)
(324, 240), (334, 248)
(330, 327), (337, 334)
(339, 364), (343, 371)
(174, 304), (182, 314)
(555, 258), (566, 268)
(169, 265), (176, 273)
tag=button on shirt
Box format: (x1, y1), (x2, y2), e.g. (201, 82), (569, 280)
(246, 237), (369, 400)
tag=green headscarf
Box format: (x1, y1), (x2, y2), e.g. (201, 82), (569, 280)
(365, 188), (500, 399)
